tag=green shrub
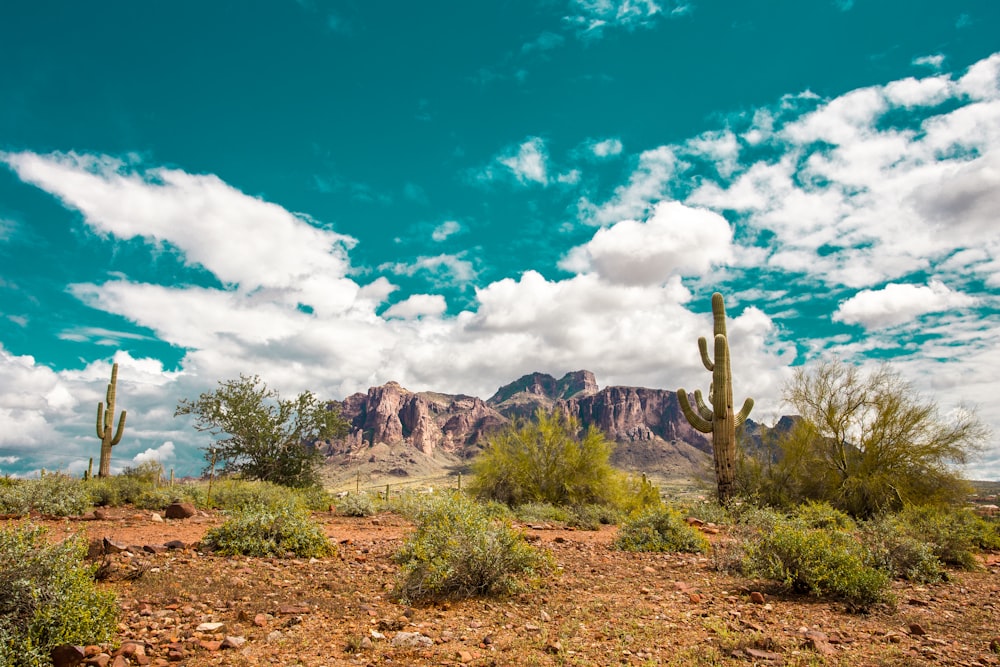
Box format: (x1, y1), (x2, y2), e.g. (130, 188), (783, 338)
(470, 410), (659, 515)
(204, 479), (303, 512)
(393, 493), (553, 603)
(860, 514), (943, 583)
(894, 505), (989, 570)
(514, 502), (572, 525)
(793, 501), (856, 531)
(335, 492), (379, 517)
(615, 507), (710, 553)
(0, 524), (119, 667)
(0, 475), (93, 517)
(202, 505), (333, 558)
(741, 519), (891, 611)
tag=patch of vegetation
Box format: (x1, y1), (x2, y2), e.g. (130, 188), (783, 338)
(893, 505), (996, 570)
(741, 517), (892, 611)
(393, 493), (553, 603)
(334, 491), (379, 517)
(470, 409), (660, 515)
(0, 523), (119, 667)
(0, 474), (93, 517)
(201, 505), (333, 558)
(615, 507), (710, 553)
(860, 514), (944, 583)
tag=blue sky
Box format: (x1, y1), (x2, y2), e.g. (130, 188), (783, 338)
(2, 1), (1000, 479)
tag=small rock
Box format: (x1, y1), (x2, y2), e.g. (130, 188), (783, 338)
(525, 623), (542, 633)
(391, 632), (433, 648)
(360, 637), (374, 650)
(220, 636), (246, 649)
(908, 623), (927, 636)
(143, 544), (167, 554)
(457, 649), (475, 663)
(744, 647), (783, 661)
(197, 640), (222, 652)
(150, 513), (163, 523)
(196, 622), (226, 633)
(545, 640), (562, 654)
(540, 610), (552, 622)
(50, 644), (85, 667)
(89, 653), (111, 667)
(94, 509), (110, 520)
(266, 630), (283, 642)
(102, 537), (129, 554)
(253, 613), (269, 627)
(164, 502), (196, 519)
(164, 540), (186, 550)
(688, 593), (702, 604)
(750, 591), (766, 604)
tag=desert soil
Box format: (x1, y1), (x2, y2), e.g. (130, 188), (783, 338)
(22, 508), (1000, 667)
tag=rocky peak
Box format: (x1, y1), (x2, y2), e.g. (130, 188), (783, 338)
(488, 370), (599, 406)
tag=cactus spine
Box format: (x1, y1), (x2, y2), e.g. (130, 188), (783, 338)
(677, 292), (754, 503)
(96, 362), (127, 477)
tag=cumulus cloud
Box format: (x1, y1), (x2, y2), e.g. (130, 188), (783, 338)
(380, 254), (478, 286)
(586, 138), (624, 158)
(1, 152), (357, 292)
(132, 441), (175, 465)
(383, 294), (448, 320)
(560, 201), (733, 285)
(833, 281), (979, 329)
(578, 146), (676, 225)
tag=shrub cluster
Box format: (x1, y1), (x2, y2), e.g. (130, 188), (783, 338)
(393, 493), (553, 603)
(0, 474), (93, 517)
(741, 516), (891, 611)
(0, 524), (119, 667)
(201, 505), (333, 558)
(615, 507), (710, 553)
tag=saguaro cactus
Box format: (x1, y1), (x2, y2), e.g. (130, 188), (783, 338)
(96, 362), (127, 477)
(677, 292), (754, 503)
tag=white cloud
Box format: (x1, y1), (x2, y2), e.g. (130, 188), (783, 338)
(560, 201), (733, 285)
(383, 294), (448, 320)
(578, 146), (676, 225)
(431, 220), (462, 242)
(132, 441), (175, 465)
(380, 254), (477, 286)
(564, 0), (664, 39)
(587, 138), (624, 158)
(497, 137), (550, 185)
(913, 54), (945, 71)
(1, 152), (357, 293)
(833, 281), (979, 329)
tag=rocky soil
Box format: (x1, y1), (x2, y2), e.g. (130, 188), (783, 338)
(25, 508), (1000, 667)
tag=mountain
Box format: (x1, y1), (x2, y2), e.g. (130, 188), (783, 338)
(323, 370), (718, 484)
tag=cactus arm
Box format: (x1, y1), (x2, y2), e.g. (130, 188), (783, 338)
(111, 410), (127, 446)
(97, 402), (106, 439)
(735, 397), (754, 427)
(678, 389), (712, 433)
(697, 336), (714, 371)
(693, 390), (714, 421)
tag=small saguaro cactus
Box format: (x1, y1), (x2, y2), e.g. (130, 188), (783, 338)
(96, 362), (127, 477)
(677, 292), (754, 503)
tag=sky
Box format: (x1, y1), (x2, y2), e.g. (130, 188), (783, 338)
(2, 0), (1000, 479)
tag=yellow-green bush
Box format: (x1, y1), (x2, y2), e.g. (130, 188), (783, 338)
(0, 524), (119, 667)
(0, 474), (92, 517)
(201, 505), (333, 558)
(393, 493), (553, 603)
(615, 507), (710, 553)
(741, 518), (891, 611)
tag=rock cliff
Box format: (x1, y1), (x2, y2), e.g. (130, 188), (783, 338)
(326, 370), (718, 479)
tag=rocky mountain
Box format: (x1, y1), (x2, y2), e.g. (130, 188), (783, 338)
(323, 370), (720, 482)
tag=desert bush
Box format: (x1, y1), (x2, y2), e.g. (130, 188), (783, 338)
(514, 502), (572, 524)
(741, 518), (891, 611)
(393, 493), (553, 603)
(470, 410), (658, 514)
(515, 502), (618, 530)
(860, 514), (943, 583)
(201, 504), (333, 558)
(793, 501), (856, 531)
(0, 524), (119, 667)
(894, 505), (992, 570)
(203, 478), (304, 511)
(335, 492), (379, 517)
(615, 507), (710, 553)
(0, 474), (93, 517)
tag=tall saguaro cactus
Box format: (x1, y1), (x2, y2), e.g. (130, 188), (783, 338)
(677, 292), (754, 503)
(96, 362), (127, 477)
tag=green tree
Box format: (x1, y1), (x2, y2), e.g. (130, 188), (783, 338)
(756, 361), (987, 517)
(470, 409), (656, 510)
(175, 374), (349, 488)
